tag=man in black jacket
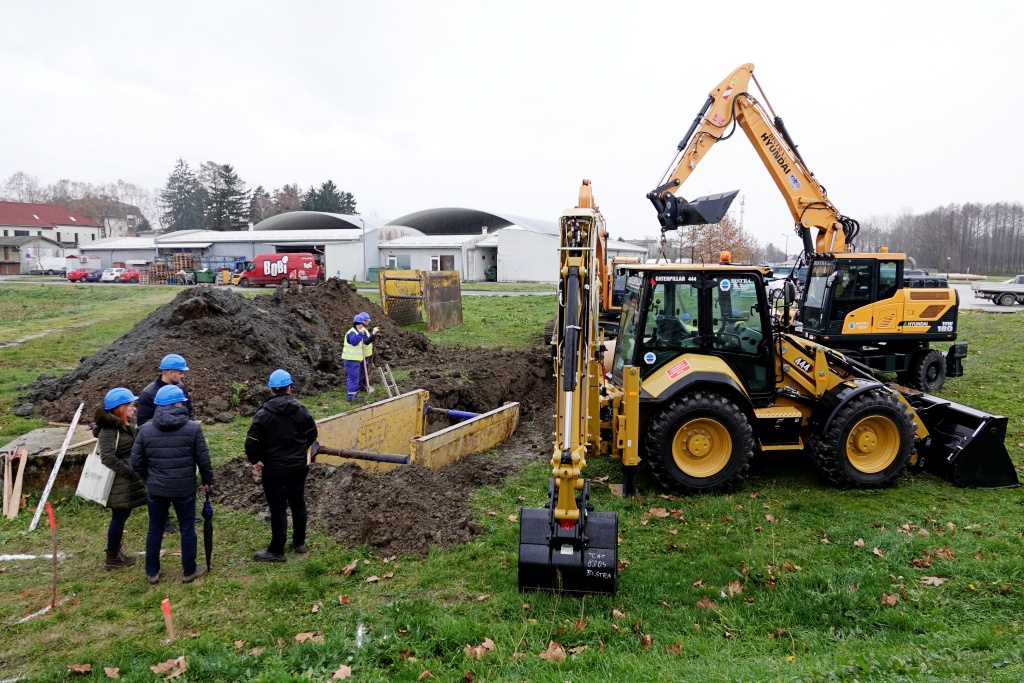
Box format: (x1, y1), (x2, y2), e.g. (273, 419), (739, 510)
(130, 384), (214, 584)
(245, 369), (318, 562)
(137, 354), (194, 426)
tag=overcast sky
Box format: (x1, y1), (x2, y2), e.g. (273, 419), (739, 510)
(2, 1), (1021, 251)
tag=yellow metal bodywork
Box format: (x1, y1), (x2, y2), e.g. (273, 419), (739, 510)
(312, 390), (520, 472)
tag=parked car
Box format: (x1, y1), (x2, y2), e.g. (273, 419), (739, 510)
(85, 269), (104, 282)
(118, 268), (142, 283)
(66, 268), (91, 282)
(767, 266), (807, 299)
(100, 268), (126, 282)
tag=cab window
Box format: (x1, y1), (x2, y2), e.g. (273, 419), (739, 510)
(634, 280), (701, 378)
(708, 275), (764, 355)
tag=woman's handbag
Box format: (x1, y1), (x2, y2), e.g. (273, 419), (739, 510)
(75, 435), (116, 506)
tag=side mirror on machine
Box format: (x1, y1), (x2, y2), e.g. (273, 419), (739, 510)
(784, 281), (797, 306)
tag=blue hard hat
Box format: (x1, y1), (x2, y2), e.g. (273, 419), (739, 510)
(353, 314), (363, 323)
(104, 387), (138, 411)
(159, 354), (189, 371)
(358, 311), (371, 323)
(154, 385), (188, 406)
(268, 369), (292, 388)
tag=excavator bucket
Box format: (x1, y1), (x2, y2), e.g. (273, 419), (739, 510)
(673, 190), (739, 227)
(518, 481), (618, 595)
(903, 391), (1019, 488)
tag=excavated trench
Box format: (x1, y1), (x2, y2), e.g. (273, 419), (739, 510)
(16, 282), (554, 558)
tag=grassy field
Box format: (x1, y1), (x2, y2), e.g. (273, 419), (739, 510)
(1, 287), (1023, 682)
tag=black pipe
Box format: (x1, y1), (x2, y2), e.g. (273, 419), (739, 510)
(311, 442), (410, 465)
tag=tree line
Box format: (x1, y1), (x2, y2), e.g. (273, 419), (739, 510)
(159, 159), (358, 233)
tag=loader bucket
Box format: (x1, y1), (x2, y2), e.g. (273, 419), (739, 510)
(674, 190), (739, 227)
(904, 391), (1020, 488)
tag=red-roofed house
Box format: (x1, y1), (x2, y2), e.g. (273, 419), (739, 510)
(0, 201), (103, 252)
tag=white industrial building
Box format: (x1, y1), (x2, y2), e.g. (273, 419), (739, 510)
(76, 207), (648, 282)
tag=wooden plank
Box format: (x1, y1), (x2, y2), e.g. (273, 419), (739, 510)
(414, 403), (520, 472)
(313, 391), (426, 473)
(3, 451), (11, 518)
(6, 450), (28, 519)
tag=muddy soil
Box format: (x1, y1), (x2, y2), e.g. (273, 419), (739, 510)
(214, 415), (551, 558)
(18, 280), (556, 558)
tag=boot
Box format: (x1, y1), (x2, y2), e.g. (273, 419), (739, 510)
(105, 550), (133, 570)
(117, 550), (136, 567)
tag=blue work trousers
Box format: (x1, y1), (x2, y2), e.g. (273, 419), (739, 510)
(344, 360), (362, 399)
(106, 508), (133, 553)
(145, 492), (198, 577)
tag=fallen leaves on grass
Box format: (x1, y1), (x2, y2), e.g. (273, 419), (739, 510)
(568, 645), (588, 656)
(853, 538), (865, 547)
(611, 609), (626, 619)
(311, 602), (322, 614)
(696, 596), (717, 610)
(538, 641), (566, 662)
(508, 515), (518, 522)
(294, 632), (325, 644)
(249, 648), (265, 656)
(872, 547), (885, 558)
(476, 594), (491, 601)
(365, 575), (380, 583)
(417, 670), (434, 680)
(332, 665), (353, 679)
(68, 663), (91, 674)
(727, 580), (743, 598)
(648, 507), (670, 518)
(765, 514), (778, 523)
(881, 594), (899, 607)
(104, 667), (120, 678)
(463, 638), (495, 661)
(234, 640), (246, 649)
(573, 619), (586, 631)
(921, 576), (948, 586)
(666, 642), (683, 656)
(639, 633), (652, 648)
(1001, 583), (1013, 595)
(341, 559), (358, 575)
(150, 656), (187, 679)
(338, 594), (350, 605)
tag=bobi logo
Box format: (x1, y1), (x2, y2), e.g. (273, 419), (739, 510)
(263, 255), (289, 277)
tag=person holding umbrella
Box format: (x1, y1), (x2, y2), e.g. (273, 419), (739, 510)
(245, 370), (319, 562)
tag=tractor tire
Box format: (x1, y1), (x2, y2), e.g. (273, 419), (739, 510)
(906, 348), (945, 392)
(239, 278), (250, 288)
(809, 390), (914, 489)
(998, 293), (1017, 306)
(645, 392), (753, 495)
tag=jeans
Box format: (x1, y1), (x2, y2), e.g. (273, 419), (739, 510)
(261, 467), (308, 555)
(106, 508), (132, 553)
(344, 360), (362, 399)
(145, 492), (198, 577)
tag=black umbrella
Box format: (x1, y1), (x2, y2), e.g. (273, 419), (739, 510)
(201, 490), (214, 570)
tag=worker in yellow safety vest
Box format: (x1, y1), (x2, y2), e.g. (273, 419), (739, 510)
(357, 311), (376, 391)
(342, 314), (377, 401)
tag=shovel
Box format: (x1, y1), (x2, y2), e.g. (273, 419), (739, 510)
(362, 357), (375, 394)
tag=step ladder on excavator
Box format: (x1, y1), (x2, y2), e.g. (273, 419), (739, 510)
(378, 364), (399, 398)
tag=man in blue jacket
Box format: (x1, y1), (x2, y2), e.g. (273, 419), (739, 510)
(341, 314), (377, 401)
(130, 384), (214, 584)
(245, 369), (319, 562)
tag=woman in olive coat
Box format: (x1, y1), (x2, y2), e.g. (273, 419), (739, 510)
(93, 387), (147, 570)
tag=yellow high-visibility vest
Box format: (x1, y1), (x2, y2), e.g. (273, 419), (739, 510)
(342, 327), (364, 361)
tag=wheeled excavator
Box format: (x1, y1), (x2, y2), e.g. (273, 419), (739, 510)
(518, 181), (1017, 596)
(648, 63), (962, 392)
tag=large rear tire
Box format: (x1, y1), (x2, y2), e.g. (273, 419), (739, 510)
(907, 348), (945, 392)
(810, 390), (914, 488)
(645, 392), (753, 494)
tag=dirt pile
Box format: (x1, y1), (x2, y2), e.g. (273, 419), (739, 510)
(22, 281), (431, 422)
(214, 416), (552, 558)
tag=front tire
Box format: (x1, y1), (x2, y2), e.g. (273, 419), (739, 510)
(239, 278), (250, 288)
(280, 278), (290, 288)
(810, 390), (914, 488)
(645, 392), (753, 494)
(906, 348), (945, 392)
(998, 293), (1017, 306)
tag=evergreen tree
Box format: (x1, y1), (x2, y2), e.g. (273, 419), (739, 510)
(160, 158), (206, 232)
(339, 191), (357, 214)
(200, 162), (250, 231)
(298, 180), (356, 213)
(137, 217), (152, 233)
(300, 185), (319, 211)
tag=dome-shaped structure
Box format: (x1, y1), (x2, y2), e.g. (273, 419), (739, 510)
(385, 208), (557, 236)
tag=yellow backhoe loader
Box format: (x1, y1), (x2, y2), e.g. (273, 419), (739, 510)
(518, 182), (1017, 596)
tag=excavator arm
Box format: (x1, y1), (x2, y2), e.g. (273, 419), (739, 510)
(649, 63), (859, 255)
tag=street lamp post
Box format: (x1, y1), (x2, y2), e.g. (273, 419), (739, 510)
(780, 232), (790, 262)
(357, 217), (367, 281)
(947, 256), (951, 277)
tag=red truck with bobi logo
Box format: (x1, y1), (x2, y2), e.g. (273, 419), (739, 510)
(237, 253), (321, 288)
